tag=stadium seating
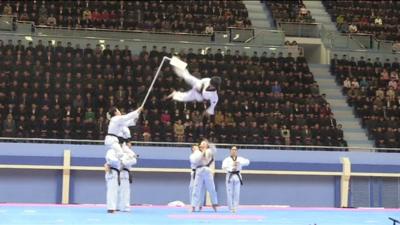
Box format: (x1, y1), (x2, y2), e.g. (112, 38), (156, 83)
(323, 0), (400, 41)
(1, 0), (251, 33)
(0, 39), (346, 147)
(265, 1), (315, 26)
(330, 54), (400, 148)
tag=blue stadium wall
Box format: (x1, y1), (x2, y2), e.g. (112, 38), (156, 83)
(0, 143), (399, 208)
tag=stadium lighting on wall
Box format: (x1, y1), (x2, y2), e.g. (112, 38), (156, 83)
(51, 40), (56, 45)
(120, 39), (124, 42)
(24, 36), (33, 41)
(99, 40), (105, 44)
(269, 47), (277, 50)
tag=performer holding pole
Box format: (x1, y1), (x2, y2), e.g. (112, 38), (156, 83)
(105, 106), (142, 158)
(105, 126), (138, 213)
(118, 127), (138, 212)
(222, 146), (250, 213)
(190, 139), (218, 212)
(167, 60), (221, 115)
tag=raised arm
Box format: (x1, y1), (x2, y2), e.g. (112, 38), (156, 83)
(238, 157), (250, 167)
(221, 157), (230, 171)
(113, 107), (142, 127)
(190, 150), (203, 165)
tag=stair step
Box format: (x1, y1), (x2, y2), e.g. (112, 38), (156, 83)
(304, 1), (324, 8)
(309, 64), (373, 148)
(344, 131), (368, 138)
(347, 141), (374, 150)
(243, 0), (274, 28)
(339, 123), (360, 129)
(331, 104), (352, 111)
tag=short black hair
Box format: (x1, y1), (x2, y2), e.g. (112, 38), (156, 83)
(108, 107), (118, 117)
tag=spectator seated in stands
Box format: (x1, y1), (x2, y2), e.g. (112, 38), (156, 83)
(331, 54), (400, 148)
(0, 39), (345, 148)
(323, 0), (400, 41)
(266, 1), (315, 26)
(1, 1), (251, 34)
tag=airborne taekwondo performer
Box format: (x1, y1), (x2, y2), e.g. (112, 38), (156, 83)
(167, 64), (221, 115)
(190, 139), (218, 212)
(222, 146), (250, 213)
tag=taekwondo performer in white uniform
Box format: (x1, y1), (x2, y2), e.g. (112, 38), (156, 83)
(167, 65), (221, 115)
(105, 126), (138, 213)
(117, 127), (138, 212)
(189, 144), (205, 210)
(222, 146), (250, 213)
(190, 139), (218, 212)
(104, 106), (143, 158)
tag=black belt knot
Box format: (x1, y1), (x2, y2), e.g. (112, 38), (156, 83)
(107, 133), (127, 144)
(228, 171), (243, 185)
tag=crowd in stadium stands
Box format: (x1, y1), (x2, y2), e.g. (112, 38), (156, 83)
(331, 54), (400, 148)
(0, 0), (251, 33)
(264, 0), (315, 26)
(0, 39), (347, 147)
(323, 0), (400, 41)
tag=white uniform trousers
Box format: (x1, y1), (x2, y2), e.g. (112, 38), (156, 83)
(226, 172), (242, 211)
(191, 167), (218, 207)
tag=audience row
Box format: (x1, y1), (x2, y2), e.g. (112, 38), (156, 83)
(1, 0), (251, 33)
(0, 39), (346, 146)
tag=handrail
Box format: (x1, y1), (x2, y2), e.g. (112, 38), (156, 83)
(277, 21), (321, 26)
(34, 24), (212, 38)
(0, 29), (289, 49)
(0, 137), (399, 152)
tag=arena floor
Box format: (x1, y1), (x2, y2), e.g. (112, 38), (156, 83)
(1, 203), (399, 225)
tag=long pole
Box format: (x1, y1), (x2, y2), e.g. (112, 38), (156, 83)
(140, 56), (170, 108)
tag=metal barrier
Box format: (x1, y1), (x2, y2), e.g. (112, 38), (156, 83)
(32, 24), (213, 43)
(0, 30), (300, 59)
(278, 22), (321, 38)
(0, 14), (16, 31)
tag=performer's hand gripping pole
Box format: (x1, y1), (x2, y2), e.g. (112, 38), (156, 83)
(140, 56), (187, 108)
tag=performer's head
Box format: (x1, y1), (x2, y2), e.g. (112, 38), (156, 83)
(199, 139), (209, 151)
(210, 76), (222, 90)
(191, 144), (199, 153)
(230, 146), (238, 157)
(108, 107), (121, 117)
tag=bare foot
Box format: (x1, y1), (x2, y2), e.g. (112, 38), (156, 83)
(212, 204), (218, 212)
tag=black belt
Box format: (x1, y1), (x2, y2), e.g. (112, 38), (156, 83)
(228, 171), (243, 185)
(123, 168), (133, 184)
(110, 167), (132, 185)
(196, 157), (214, 169)
(107, 133), (127, 144)
(191, 168), (196, 180)
(110, 167), (121, 186)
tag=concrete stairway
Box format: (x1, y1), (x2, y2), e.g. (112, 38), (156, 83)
(243, 0), (274, 28)
(303, 1), (337, 31)
(309, 64), (374, 150)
